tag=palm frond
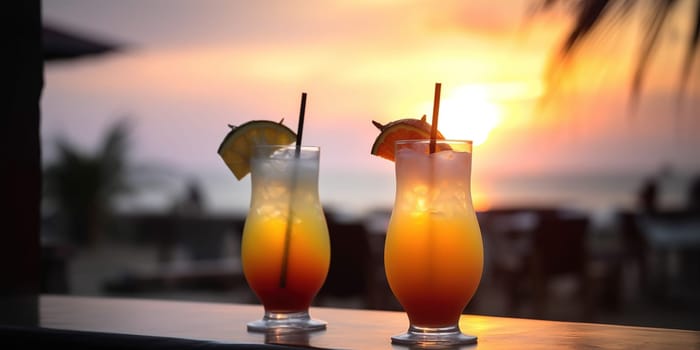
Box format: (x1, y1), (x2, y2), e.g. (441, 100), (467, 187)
(630, 0), (679, 107)
(678, 0), (700, 99)
(537, 0), (633, 105)
(560, 0), (612, 57)
(43, 119), (133, 244)
(99, 119), (131, 196)
(537, 0), (700, 109)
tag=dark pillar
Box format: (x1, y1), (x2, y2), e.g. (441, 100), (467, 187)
(0, 0), (42, 326)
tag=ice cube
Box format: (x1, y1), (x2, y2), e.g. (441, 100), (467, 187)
(431, 149), (455, 161)
(261, 182), (288, 201)
(256, 204), (286, 218)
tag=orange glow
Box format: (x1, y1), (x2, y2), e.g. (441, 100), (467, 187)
(415, 82), (544, 147)
(472, 187), (491, 212)
(437, 85), (501, 146)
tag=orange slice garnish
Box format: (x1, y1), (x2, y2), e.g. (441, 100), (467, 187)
(370, 115), (446, 161)
(217, 120), (296, 180)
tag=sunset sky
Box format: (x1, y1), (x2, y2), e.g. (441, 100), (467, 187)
(41, 0), (700, 214)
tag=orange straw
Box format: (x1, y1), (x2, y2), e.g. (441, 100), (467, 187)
(429, 83), (441, 154)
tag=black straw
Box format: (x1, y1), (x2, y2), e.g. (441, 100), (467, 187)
(280, 92), (307, 288)
(295, 92), (307, 157)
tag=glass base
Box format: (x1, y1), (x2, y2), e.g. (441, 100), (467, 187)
(246, 310), (326, 333)
(391, 324), (477, 347)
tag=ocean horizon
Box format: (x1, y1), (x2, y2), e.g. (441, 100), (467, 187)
(110, 166), (697, 230)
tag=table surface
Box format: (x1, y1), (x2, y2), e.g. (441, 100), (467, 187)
(40, 294), (700, 349)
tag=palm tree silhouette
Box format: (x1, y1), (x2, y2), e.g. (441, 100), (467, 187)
(44, 120), (131, 246)
(536, 0), (699, 108)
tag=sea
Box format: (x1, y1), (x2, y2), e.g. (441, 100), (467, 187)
(115, 166), (698, 232)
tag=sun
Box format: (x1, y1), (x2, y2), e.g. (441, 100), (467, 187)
(422, 84), (502, 146)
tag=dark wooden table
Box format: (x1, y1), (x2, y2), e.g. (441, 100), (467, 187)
(39, 294), (699, 349)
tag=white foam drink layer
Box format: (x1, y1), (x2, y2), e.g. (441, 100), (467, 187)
(394, 149), (473, 217)
(253, 157), (319, 187)
(250, 155), (321, 219)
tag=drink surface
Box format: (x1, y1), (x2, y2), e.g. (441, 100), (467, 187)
(241, 147), (330, 312)
(385, 147), (484, 328)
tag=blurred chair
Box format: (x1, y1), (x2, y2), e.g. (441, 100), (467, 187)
(617, 211), (649, 292)
(40, 242), (73, 294)
(634, 211), (700, 301)
(482, 209), (538, 315)
(317, 220), (372, 308)
(102, 214), (246, 294)
(530, 214), (592, 320)
(487, 209), (594, 320)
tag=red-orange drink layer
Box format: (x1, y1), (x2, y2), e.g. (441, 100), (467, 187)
(385, 216), (482, 326)
(242, 214), (329, 311)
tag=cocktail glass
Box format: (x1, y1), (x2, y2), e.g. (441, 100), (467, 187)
(384, 139), (484, 346)
(241, 145), (330, 332)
